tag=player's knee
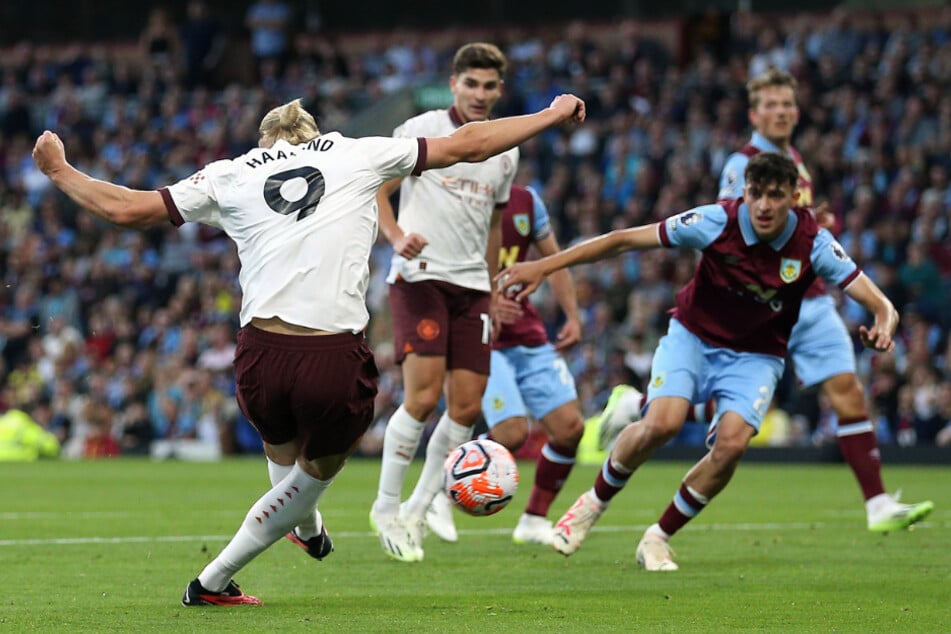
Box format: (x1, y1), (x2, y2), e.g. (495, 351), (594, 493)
(492, 422), (528, 451)
(447, 400), (482, 425)
(708, 436), (747, 468)
(642, 415), (683, 444)
(824, 373), (867, 415)
(405, 389), (441, 419)
(549, 415), (585, 448)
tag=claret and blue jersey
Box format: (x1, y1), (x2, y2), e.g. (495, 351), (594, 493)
(494, 185), (552, 350)
(658, 198), (860, 358)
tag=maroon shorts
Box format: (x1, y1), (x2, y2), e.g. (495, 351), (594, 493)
(389, 278), (491, 374)
(234, 326), (379, 460)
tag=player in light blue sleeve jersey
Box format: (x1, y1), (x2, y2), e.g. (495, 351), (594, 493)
(717, 69), (932, 533)
(499, 153), (915, 571)
(598, 68), (932, 535)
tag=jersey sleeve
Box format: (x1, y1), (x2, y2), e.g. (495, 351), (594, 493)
(526, 186), (552, 241)
(811, 229), (861, 288)
(658, 204), (728, 250)
(358, 136), (426, 180)
(160, 159), (230, 227)
(392, 121), (410, 139)
(718, 153), (749, 199)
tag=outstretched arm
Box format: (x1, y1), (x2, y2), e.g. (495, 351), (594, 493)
(498, 224), (661, 301)
(843, 273), (899, 352)
(424, 94), (584, 169)
(32, 131), (169, 228)
(534, 233), (581, 350)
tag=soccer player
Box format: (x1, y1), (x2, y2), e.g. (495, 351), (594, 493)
(32, 94), (586, 603)
(498, 152), (906, 571)
(428, 184), (586, 546)
(717, 68), (933, 531)
(598, 68), (934, 533)
(369, 43), (522, 561)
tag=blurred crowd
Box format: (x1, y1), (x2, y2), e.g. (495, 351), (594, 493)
(1, 2), (949, 460)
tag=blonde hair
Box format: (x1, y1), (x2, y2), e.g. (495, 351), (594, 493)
(746, 68), (798, 109)
(258, 99), (320, 146)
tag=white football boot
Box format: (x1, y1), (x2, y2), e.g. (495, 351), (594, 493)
(552, 491), (605, 556)
(635, 532), (679, 571)
(512, 513), (554, 546)
(425, 491), (459, 543)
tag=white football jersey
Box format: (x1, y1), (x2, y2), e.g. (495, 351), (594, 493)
(386, 109), (518, 291)
(162, 134), (424, 333)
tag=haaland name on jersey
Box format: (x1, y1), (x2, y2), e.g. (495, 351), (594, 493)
(244, 138), (335, 168)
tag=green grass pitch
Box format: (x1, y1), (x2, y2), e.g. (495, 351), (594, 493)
(1, 458), (948, 632)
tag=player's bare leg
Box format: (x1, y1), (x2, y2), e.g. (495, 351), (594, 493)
(637, 412), (754, 571)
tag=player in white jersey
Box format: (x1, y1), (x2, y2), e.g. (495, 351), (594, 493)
(32, 93), (586, 604)
(369, 43), (524, 562)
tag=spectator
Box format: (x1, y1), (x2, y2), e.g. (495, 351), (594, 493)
(245, 0), (292, 79)
(139, 7), (182, 79)
(181, 0), (226, 89)
(0, 9), (947, 458)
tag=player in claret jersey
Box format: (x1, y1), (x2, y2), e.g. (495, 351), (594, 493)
(32, 93), (585, 604)
(498, 153), (901, 571)
(600, 67), (933, 534)
(717, 69), (933, 533)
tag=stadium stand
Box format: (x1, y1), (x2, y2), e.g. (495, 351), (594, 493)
(0, 5), (948, 459)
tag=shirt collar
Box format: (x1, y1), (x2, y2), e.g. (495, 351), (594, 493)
(751, 131), (788, 156)
(448, 106), (464, 128)
(738, 202), (798, 250)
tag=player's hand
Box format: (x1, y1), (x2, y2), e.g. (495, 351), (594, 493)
(493, 261), (545, 302)
(494, 295), (524, 326)
(859, 324), (895, 353)
(814, 201), (835, 231)
(548, 94), (586, 125)
(554, 316), (581, 352)
(393, 232), (428, 259)
(32, 130), (67, 176)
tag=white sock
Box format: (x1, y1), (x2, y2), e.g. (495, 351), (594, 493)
(404, 413), (472, 518)
(374, 405), (426, 516)
(646, 522), (670, 540)
(268, 457), (319, 539)
(198, 464), (331, 592)
(865, 492), (893, 516)
(266, 457), (293, 484)
(686, 485), (709, 505)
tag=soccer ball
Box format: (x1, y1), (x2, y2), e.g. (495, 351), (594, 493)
(443, 439), (519, 516)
